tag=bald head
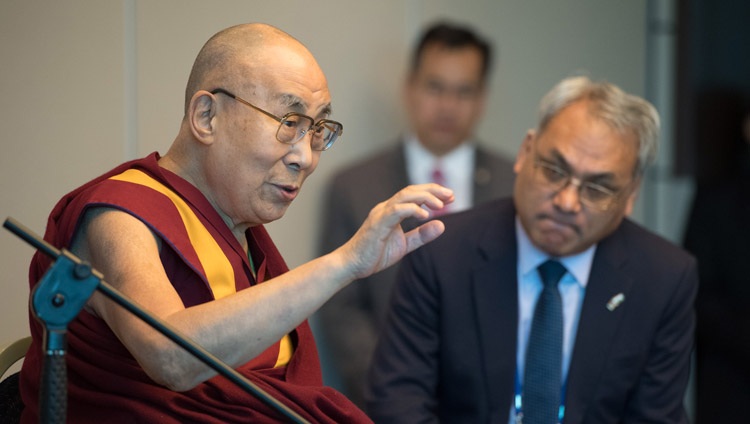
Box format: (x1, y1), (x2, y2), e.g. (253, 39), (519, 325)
(183, 23), (315, 115)
(160, 22), (334, 233)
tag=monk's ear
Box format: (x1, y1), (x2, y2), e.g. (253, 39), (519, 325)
(188, 90), (217, 145)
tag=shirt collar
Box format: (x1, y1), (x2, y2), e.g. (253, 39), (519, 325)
(403, 133), (474, 183)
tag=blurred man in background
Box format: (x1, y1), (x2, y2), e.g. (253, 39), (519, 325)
(315, 21), (515, 408)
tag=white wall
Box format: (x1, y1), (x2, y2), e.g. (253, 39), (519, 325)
(1, 0), (659, 357)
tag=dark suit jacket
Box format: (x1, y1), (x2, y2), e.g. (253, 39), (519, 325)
(315, 141), (515, 408)
(366, 198), (697, 423)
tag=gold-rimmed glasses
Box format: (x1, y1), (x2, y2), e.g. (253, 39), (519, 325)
(210, 88), (343, 151)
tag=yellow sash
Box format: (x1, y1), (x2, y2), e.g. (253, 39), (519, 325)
(110, 169), (292, 367)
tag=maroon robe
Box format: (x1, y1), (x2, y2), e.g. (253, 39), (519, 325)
(20, 153), (370, 423)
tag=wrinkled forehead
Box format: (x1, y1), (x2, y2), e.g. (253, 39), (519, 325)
(231, 54), (332, 119)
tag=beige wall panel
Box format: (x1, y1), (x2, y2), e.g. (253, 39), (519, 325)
(0, 1), (125, 347)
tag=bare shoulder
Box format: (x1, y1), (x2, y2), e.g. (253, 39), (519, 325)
(72, 207), (160, 262)
(71, 206), (183, 321)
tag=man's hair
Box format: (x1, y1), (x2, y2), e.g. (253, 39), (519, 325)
(537, 76), (661, 177)
(410, 21), (493, 81)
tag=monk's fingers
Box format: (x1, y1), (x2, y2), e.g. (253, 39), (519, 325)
(403, 220), (446, 253)
(376, 184), (454, 221)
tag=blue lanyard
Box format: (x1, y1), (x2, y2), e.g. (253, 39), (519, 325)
(514, 370), (566, 423)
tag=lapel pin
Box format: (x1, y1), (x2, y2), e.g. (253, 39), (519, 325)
(606, 293), (625, 311)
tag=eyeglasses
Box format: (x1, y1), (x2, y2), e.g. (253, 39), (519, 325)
(210, 88), (343, 151)
(533, 156), (626, 211)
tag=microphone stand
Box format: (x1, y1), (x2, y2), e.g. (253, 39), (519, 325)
(4, 217), (309, 424)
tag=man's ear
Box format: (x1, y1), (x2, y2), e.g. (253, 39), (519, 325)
(623, 179), (642, 216)
(514, 129), (536, 174)
(188, 91), (217, 145)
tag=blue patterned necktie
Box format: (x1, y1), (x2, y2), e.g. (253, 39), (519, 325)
(523, 260), (567, 424)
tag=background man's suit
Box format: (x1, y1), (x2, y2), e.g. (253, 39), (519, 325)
(315, 140), (515, 407)
(367, 198), (697, 423)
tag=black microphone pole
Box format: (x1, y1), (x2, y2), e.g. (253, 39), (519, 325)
(4, 217), (309, 424)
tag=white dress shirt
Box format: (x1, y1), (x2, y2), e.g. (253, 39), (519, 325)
(403, 134), (475, 213)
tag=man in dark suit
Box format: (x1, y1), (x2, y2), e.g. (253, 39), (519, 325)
(366, 75), (697, 423)
(315, 21), (515, 408)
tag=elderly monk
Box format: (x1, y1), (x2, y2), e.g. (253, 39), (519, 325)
(19, 23), (452, 424)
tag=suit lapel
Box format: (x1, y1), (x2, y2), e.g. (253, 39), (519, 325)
(470, 202), (518, 415)
(473, 147), (496, 205)
(391, 141), (410, 190)
(564, 230), (634, 421)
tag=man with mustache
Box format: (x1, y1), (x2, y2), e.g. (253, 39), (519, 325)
(367, 76), (697, 423)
